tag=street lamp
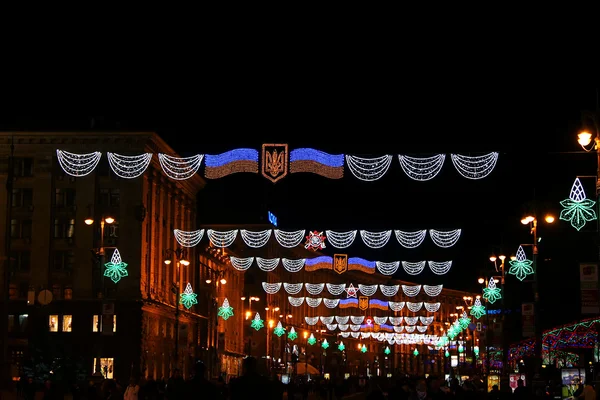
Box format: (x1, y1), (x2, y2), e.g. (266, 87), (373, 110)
(488, 253), (508, 373)
(163, 247), (189, 368)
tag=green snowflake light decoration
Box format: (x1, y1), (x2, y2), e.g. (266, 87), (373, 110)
(560, 178), (597, 231)
(508, 245), (534, 281)
(384, 346), (391, 355)
(217, 298), (234, 320)
(482, 278), (502, 304)
(458, 311), (471, 330)
(470, 297), (486, 319)
(361, 344), (367, 353)
(273, 321), (286, 337)
(288, 327), (298, 341)
(338, 341), (345, 351)
(250, 312), (264, 331)
(104, 249), (128, 283)
(413, 348), (419, 357)
(179, 283), (198, 309)
(321, 339), (329, 349)
(307, 333), (317, 345)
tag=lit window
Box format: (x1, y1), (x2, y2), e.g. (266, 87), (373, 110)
(93, 315), (116, 332)
(62, 315), (72, 332)
(49, 315), (58, 332)
(93, 358), (114, 379)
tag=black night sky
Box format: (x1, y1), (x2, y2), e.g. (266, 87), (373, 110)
(2, 85), (598, 332)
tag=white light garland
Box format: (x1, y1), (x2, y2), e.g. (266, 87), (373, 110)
(358, 284), (378, 296)
(256, 257), (280, 271)
(345, 154), (393, 181)
(402, 261), (426, 275)
(389, 316), (403, 326)
(450, 152), (499, 180)
(374, 316), (388, 325)
(320, 316), (334, 324)
(230, 256), (254, 271)
(305, 316), (319, 325)
(326, 283), (346, 296)
(398, 154), (446, 181)
(174, 229), (204, 248)
(351, 332), (360, 338)
(323, 298), (339, 308)
(107, 152), (153, 178)
(424, 302), (441, 312)
(405, 326), (416, 333)
(306, 297), (322, 307)
(341, 332), (350, 338)
(305, 283), (325, 295)
(262, 282), (282, 294)
(288, 296), (305, 307)
(282, 258), (306, 273)
(416, 326), (428, 333)
(326, 324), (338, 331)
(240, 229), (272, 248)
(350, 324), (361, 332)
(423, 284), (443, 297)
(407, 302), (423, 312)
(359, 230), (392, 248)
(394, 326), (404, 333)
(428, 261), (452, 275)
(402, 285), (421, 297)
(273, 229), (305, 248)
(389, 301), (405, 312)
(338, 324), (349, 331)
(283, 283), (303, 295)
(419, 316), (434, 325)
(376, 261), (400, 275)
(325, 230), (357, 248)
(206, 229), (238, 247)
(56, 150), (102, 177)
(404, 317), (418, 325)
(394, 230), (428, 248)
(350, 316), (365, 324)
(429, 229), (461, 248)
(158, 153), (203, 180)
(261, 281), (440, 297)
(380, 284), (400, 296)
(335, 316), (349, 324)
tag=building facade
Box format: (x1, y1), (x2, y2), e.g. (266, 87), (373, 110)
(0, 132), (205, 384)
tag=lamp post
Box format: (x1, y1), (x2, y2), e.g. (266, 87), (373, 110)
(477, 277), (496, 375)
(163, 248), (190, 369)
(303, 331), (309, 378)
(576, 108), (600, 197)
(264, 305), (279, 369)
(489, 254), (508, 374)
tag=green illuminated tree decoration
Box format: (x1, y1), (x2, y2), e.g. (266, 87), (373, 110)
(413, 348), (419, 356)
(322, 339), (330, 349)
(470, 297), (486, 319)
(458, 311), (471, 329)
(482, 278), (502, 304)
(508, 245), (534, 281)
(437, 335), (449, 347)
(308, 333), (317, 345)
(104, 249), (128, 283)
(273, 321), (285, 337)
(384, 346), (391, 355)
(361, 344), (367, 353)
(250, 312), (264, 331)
(179, 283), (198, 309)
(288, 327), (298, 341)
(338, 341), (345, 351)
(560, 178), (597, 231)
(217, 298), (234, 320)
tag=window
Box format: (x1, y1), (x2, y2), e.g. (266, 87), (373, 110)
(8, 315), (15, 332)
(53, 250), (74, 271)
(10, 219), (32, 239)
(11, 188), (33, 208)
(92, 315), (116, 332)
(92, 358), (114, 379)
(49, 315), (59, 332)
(55, 188), (76, 207)
(11, 251), (31, 272)
(62, 315), (72, 332)
(13, 158), (33, 177)
(19, 314), (28, 332)
(54, 218), (75, 238)
(99, 188), (120, 207)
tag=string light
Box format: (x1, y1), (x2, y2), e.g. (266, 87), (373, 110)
(282, 258), (306, 273)
(395, 230), (428, 248)
(288, 297), (305, 307)
(179, 283), (198, 309)
(320, 316), (334, 324)
(104, 249), (128, 283)
(450, 152), (499, 180)
(379, 284), (400, 296)
(374, 316), (388, 325)
(283, 283), (303, 295)
(406, 302), (423, 312)
(157, 153), (203, 180)
(323, 299), (339, 308)
(404, 317), (418, 325)
(508, 245), (534, 281)
(398, 154), (446, 181)
(389, 301), (405, 312)
(107, 152), (153, 178)
(206, 229), (238, 247)
(423, 284), (443, 297)
(240, 229), (272, 248)
(204, 148), (259, 179)
(402, 285), (421, 297)
(335, 316), (349, 324)
(305, 283), (325, 295)
(306, 298), (322, 307)
(305, 316), (319, 325)
(262, 282), (282, 294)
(560, 178), (597, 231)
(326, 283), (346, 296)
(230, 256), (254, 271)
(359, 230), (392, 248)
(338, 341), (346, 351)
(289, 148), (344, 179)
(428, 261), (452, 275)
(345, 155), (393, 181)
(174, 229), (204, 248)
(325, 230), (357, 248)
(376, 261), (400, 276)
(429, 229), (462, 248)
(56, 150), (102, 177)
(402, 261), (426, 275)
(424, 302), (441, 312)
(358, 284), (378, 296)
(256, 257), (280, 272)
(217, 298), (234, 320)
(350, 316), (365, 324)
(273, 229), (305, 248)
(389, 317), (403, 326)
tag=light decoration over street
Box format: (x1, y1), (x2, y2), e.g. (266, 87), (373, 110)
(560, 178), (597, 231)
(384, 346), (391, 355)
(458, 311), (471, 329)
(265, 282), (442, 298)
(338, 341), (345, 351)
(482, 279), (502, 304)
(308, 333), (317, 345)
(107, 152), (153, 178)
(56, 150), (102, 177)
(288, 327), (298, 341)
(305, 231), (326, 251)
(179, 283), (198, 309)
(469, 298), (486, 319)
(361, 344), (367, 353)
(218, 298), (234, 320)
(273, 321), (286, 337)
(345, 283), (358, 298)
(103, 249), (128, 283)
(508, 245), (534, 281)
(322, 339), (329, 349)
(250, 313), (264, 331)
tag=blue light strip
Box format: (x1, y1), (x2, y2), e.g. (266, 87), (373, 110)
(348, 257), (376, 270)
(339, 298), (358, 305)
(290, 148), (345, 167)
(205, 148), (259, 168)
(369, 299), (388, 307)
(305, 256), (332, 266)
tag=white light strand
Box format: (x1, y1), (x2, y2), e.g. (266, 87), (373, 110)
(402, 261), (426, 275)
(326, 283), (346, 296)
(374, 316), (388, 325)
(325, 230), (357, 249)
(157, 153), (203, 180)
(406, 302), (423, 312)
(320, 316), (334, 324)
(350, 316), (365, 324)
(326, 324), (338, 331)
(398, 154), (446, 181)
(256, 257), (280, 272)
(423, 284), (443, 297)
(341, 332), (350, 338)
(240, 229), (272, 248)
(107, 152), (153, 178)
(380, 284), (400, 296)
(402, 285), (421, 297)
(360, 230), (392, 248)
(305, 316), (319, 326)
(323, 298), (339, 308)
(273, 229), (305, 248)
(288, 296), (305, 307)
(389, 317), (403, 326)
(206, 229), (238, 247)
(416, 326), (428, 333)
(335, 316), (349, 324)
(362, 332), (371, 339)
(450, 152), (499, 180)
(424, 302), (441, 312)
(404, 317), (418, 325)
(262, 282), (282, 294)
(394, 230), (428, 248)
(358, 284), (378, 296)
(351, 332), (360, 338)
(306, 297), (322, 308)
(389, 301), (405, 312)
(283, 283), (303, 295)
(419, 316), (434, 325)
(429, 229), (461, 248)
(281, 258), (306, 273)
(230, 256), (254, 271)
(376, 261), (400, 276)
(345, 154), (393, 181)
(338, 324), (349, 331)
(350, 324), (361, 332)
(56, 150), (102, 177)
(394, 326), (404, 333)
(174, 229), (204, 248)
(305, 283), (325, 295)
(428, 261), (452, 275)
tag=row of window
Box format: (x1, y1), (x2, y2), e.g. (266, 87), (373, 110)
(47, 314), (117, 333)
(11, 187), (121, 208)
(11, 218), (120, 240)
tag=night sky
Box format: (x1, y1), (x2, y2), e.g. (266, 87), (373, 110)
(2, 85), (598, 330)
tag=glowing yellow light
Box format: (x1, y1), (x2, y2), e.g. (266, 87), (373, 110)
(477, 278), (485, 284)
(489, 256), (497, 262)
(164, 260), (172, 265)
(84, 218), (94, 225)
(104, 217), (115, 224)
(498, 255), (506, 261)
(578, 131), (593, 147)
(545, 215), (555, 223)
(180, 259), (190, 266)
(220, 278), (227, 285)
(245, 311), (251, 320)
